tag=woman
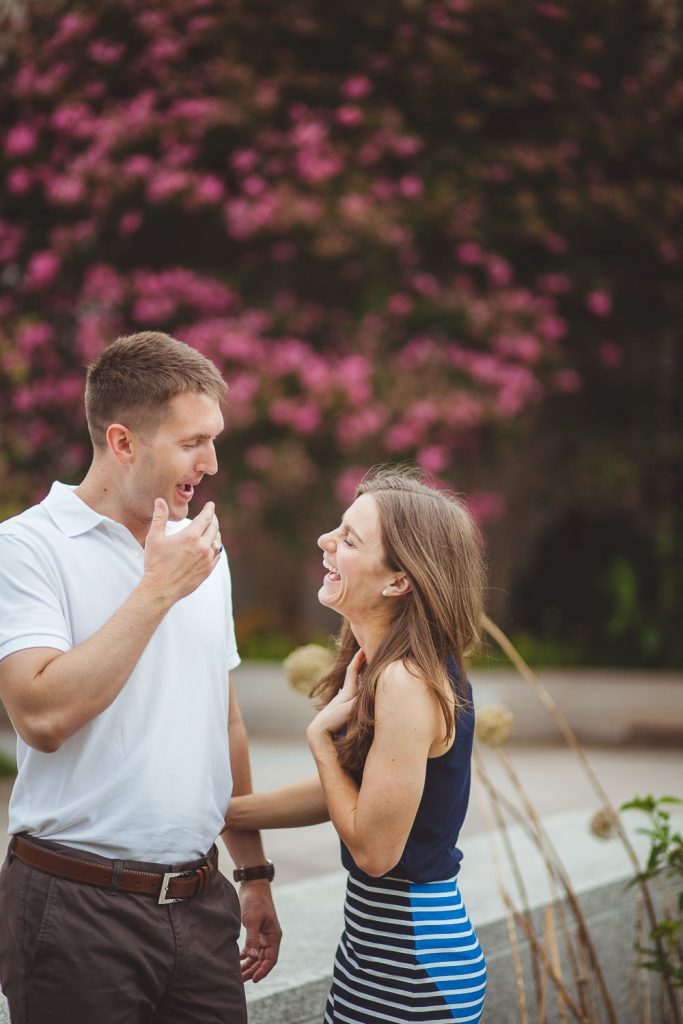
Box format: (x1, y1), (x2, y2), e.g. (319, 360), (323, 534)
(228, 467), (487, 1023)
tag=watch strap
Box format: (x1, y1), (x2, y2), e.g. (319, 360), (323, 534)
(233, 860), (275, 883)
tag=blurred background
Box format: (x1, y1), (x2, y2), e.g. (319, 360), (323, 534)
(1, 0), (682, 668)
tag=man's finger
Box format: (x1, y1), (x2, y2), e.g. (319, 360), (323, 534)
(183, 501), (215, 535)
(147, 498), (169, 537)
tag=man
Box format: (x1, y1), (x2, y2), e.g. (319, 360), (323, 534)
(0, 331), (281, 1023)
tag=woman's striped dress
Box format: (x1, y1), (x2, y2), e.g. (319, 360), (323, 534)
(325, 873), (486, 1023)
(326, 667), (486, 1024)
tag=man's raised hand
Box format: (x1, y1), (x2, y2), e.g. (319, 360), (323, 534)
(142, 498), (222, 605)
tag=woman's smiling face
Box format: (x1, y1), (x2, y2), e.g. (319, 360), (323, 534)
(317, 494), (391, 621)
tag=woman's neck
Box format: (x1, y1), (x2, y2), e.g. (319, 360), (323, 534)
(348, 618), (389, 662)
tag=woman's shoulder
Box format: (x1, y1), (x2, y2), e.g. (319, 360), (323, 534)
(375, 660), (440, 711)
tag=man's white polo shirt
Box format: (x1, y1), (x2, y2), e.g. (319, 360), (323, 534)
(0, 482), (240, 862)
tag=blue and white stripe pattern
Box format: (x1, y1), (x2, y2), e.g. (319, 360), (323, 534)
(324, 873), (486, 1023)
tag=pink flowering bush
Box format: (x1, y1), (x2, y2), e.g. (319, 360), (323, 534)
(0, 0), (681, 660)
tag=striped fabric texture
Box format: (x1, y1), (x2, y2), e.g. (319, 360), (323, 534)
(324, 873), (486, 1023)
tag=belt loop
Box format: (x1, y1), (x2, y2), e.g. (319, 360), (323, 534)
(109, 858), (124, 893)
(8, 834), (17, 864)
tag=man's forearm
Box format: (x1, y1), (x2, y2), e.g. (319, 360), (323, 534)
(8, 580), (173, 751)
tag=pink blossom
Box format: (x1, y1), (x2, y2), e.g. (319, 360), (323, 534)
(291, 118), (327, 146)
(76, 313), (108, 360)
(359, 143), (381, 165)
(467, 492), (506, 523)
(231, 149), (259, 173)
(82, 265), (125, 306)
(371, 179), (395, 201)
(270, 398), (321, 435)
(147, 38), (185, 62)
(410, 273), (440, 297)
(271, 241), (297, 263)
(384, 421), (424, 452)
(536, 3), (565, 17)
(24, 251), (60, 290)
(7, 167), (32, 195)
(335, 105), (364, 127)
(118, 211), (142, 235)
(6, 125), (38, 157)
(46, 176), (85, 205)
(255, 80), (279, 109)
(443, 392), (483, 428)
(486, 256), (513, 287)
(124, 154), (154, 178)
(399, 175), (424, 199)
(554, 370), (582, 393)
(53, 12), (93, 44)
(194, 175), (225, 204)
(133, 296), (176, 322)
(335, 466), (366, 503)
(341, 75), (372, 100)
(578, 72), (601, 91)
(295, 151), (343, 183)
(18, 322), (55, 354)
(299, 356), (331, 393)
(245, 445), (275, 472)
(418, 446), (449, 473)
(243, 175), (266, 198)
(543, 233), (568, 253)
(147, 170), (188, 202)
(457, 241), (483, 265)
(51, 102), (91, 133)
(236, 481), (263, 510)
(586, 290), (612, 317)
(225, 373), (259, 408)
(391, 136), (422, 157)
(0, 221), (25, 263)
(495, 334), (541, 362)
(388, 292), (414, 317)
(88, 40), (124, 64)
(599, 343), (622, 369)
(537, 272), (571, 294)
(336, 407), (389, 449)
(538, 315), (568, 340)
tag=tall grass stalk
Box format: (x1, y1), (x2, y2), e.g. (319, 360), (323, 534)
(481, 614), (682, 1024)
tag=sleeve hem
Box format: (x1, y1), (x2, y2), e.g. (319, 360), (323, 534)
(0, 636), (71, 663)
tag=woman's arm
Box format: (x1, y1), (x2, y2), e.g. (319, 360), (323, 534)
(307, 661), (442, 877)
(226, 775), (329, 830)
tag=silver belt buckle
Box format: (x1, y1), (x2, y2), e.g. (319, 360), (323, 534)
(158, 870), (186, 905)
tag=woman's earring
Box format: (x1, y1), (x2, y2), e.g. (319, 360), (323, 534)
(382, 589), (390, 597)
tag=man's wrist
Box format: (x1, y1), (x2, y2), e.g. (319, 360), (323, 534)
(233, 859), (275, 883)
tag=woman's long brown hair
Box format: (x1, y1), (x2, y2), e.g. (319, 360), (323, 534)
(312, 466), (486, 773)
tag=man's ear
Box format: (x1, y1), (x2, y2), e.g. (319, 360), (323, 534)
(105, 423), (135, 465)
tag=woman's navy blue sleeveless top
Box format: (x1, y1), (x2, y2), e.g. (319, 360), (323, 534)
(340, 658), (474, 884)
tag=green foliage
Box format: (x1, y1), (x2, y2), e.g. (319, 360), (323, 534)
(621, 794), (683, 988)
(0, 749), (17, 778)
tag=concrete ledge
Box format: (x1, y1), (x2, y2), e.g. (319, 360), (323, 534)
(0, 808), (675, 1023)
(229, 664), (683, 746)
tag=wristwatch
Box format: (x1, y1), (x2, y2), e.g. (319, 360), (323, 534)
(233, 859), (275, 883)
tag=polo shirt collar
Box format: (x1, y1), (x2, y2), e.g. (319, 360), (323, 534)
(42, 481), (107, 538)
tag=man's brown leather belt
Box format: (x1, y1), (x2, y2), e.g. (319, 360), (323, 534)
(12, 834), (218, 904)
